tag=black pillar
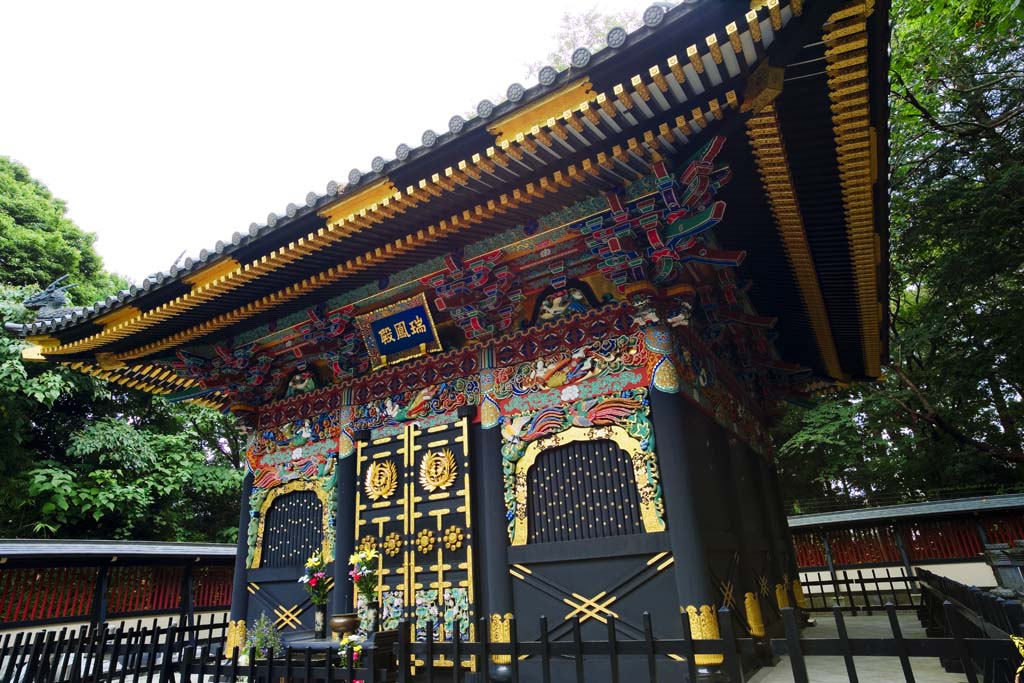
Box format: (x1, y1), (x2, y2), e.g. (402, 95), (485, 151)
(759, 461), (811, 622)
(472, 409), (514, 680)
(181, 562), (195, 644)
(726, 438), (772, 641)
(226, 472), (253, 655)
(748, 454), (788, 629)
(229, 473), (253, 623)
(649, 390), (724, 675)
(702, 421), (764, 642)
(893, 527), (915, 580)
(333, 437), (360, 615)
(91, 560), (110, 628)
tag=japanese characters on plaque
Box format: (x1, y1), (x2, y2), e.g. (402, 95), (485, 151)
(355, 292), (443, 370)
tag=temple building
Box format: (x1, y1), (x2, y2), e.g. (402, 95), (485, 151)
(8, 0), (889, 679)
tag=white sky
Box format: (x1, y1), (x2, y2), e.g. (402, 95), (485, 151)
(0, 0), (642, 283)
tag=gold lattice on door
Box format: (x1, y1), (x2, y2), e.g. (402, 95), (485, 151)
(355, 417), (475, 653)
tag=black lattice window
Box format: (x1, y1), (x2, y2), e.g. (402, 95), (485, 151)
(526, 438), (644, 543)
(260, 491), (323, 568)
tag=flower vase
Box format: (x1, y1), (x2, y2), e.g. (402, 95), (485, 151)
(314, 604), (327, 639)
(362, 599), (379, 633)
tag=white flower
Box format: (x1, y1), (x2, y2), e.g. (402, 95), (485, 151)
(560, 384), (580, 402)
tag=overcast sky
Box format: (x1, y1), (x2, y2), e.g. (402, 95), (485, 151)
(0, 0), (641, 283)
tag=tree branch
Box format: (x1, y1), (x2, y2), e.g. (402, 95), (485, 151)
(887, 366), (1024, 463)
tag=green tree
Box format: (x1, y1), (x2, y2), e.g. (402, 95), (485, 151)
(0, 157), (126, 304)
(775, 0), (1024, 511)
(0, 159), (243, 541)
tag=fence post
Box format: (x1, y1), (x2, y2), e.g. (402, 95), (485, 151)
(539, 616), (551, 683)
(678, 607), (698, 683)
(158, 626), (177, 683)
(857, 569), (872, 615)
(425, 620), (435, 683)
(91, 625), (109, 683)
(180, 645), (195, 683)
(885, 603), (916, 683)
(943, 601), (978, 683)
(717, 607), (744, 683)
(477, 617), (490, 683)
(831, 605), (859, 683)
(395, 620), (409, 683)
(508, 616), (519, 683)
(606, 615), (620, 683)
(106, 627), (124, 683)
(572, 617), (585, 683)
(782, 608), (809, 683)
(820, 534), (843, 607)
(23, 632), (45, 683)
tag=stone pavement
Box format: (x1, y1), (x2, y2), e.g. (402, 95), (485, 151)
(748, 612), (968, 683)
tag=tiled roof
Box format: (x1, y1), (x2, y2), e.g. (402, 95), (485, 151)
(0, 538), (235, 559)
(11, 1), (712, 338)
(787, 494), (1024, 529)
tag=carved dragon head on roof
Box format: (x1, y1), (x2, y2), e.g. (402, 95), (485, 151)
(22, 275), (81, 320)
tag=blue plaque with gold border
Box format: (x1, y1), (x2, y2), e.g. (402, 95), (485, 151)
(355, 293), (442, 370)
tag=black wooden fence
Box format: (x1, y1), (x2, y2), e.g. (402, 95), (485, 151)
(800, 565), (920, 613)
(1, 613), (229, 683)
(5, 589), (1024, 683)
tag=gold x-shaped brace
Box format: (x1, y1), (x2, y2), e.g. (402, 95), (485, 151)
(274, 604), (305, 630)
(717, 579), (736, 610)
(758, 575), (770, 598)
(563, 591), (619, 625)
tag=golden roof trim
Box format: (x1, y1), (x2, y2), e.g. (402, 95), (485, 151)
(746, 105), (846, 380)
(318, 178), (400, 228)
(94, 306), (142, 330)
(824, 1), (882, 377)
(488, 78), (596, 146)
(182, 258), (241, 290)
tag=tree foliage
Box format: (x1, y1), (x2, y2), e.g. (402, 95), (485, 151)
(0, 158), (125, 305)
(0, 158), (242, 541)
(775, 0), (1024, 512)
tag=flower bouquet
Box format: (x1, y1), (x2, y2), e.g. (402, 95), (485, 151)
(338, 633), (365, 669)
(299, 550), (331, 605)
(299, 551), (331, 638)
(348, 548), (379, 601)
(349, 548), (380, 631)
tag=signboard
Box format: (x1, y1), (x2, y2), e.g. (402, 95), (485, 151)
(355, 293), (442, 370)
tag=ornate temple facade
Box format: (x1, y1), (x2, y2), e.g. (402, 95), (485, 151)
(10, 0), (889, 679)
